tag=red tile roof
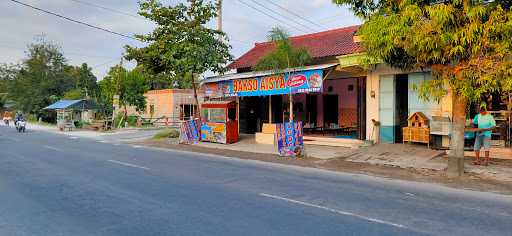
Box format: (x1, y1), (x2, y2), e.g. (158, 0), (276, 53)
(228, 25), (362, 70)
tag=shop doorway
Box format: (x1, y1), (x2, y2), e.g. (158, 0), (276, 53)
(271, 95), (283, 124)
(379, 74), (409, 143)
(323, 94), (339, 127)
(239, 96), (268, 134)
(395, 74), (409, 143)
(357, 77), (367, 140)
(306, 94), (318, 126)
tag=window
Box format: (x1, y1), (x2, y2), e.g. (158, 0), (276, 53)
(207, 108), (226, 123)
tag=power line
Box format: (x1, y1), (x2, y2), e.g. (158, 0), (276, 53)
(8, 0), (140, 42)
(67, 0), (143, 20)
(91, 58), (122, 69)
(316, 13), (345, 23)
(260, 0), (325, 29)
(245, 0), (316, 32)
(66, 0), (253, 46)
(235, 0), (308, 34)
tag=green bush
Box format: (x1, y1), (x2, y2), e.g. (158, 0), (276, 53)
(126, 115), (138, 127)
(153, 128), (180, 139)
(113, 113), (140, 128)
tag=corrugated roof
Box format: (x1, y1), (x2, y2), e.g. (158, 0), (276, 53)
(44, 99), (98, 110)
(44, 100), (82, 109)
(228, 25), (362, 70)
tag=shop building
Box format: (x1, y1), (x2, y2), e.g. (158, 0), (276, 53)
(203, 25), (511, 148)
(202, 26), (367, 146)
(126, 89), (204, 121)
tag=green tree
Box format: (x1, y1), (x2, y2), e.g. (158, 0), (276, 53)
(333, 0), (512, 176)
(66, 63), (98, 98)
(98, 65), (148, 119)
(255, 27), (312, 121)
(97, 70), (117, 117)
(0, 93), (7, 109)
(123, 69), (148, 113)
(125, 0), (232, 118)
(0, 64), (17, 108)
(62, 89), (83, 100)
(8, 39), (75, 115)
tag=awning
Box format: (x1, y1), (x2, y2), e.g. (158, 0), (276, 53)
(201, 63), (339, 84)
(44, 99), (99, 110)
(201, 63), (338, 98)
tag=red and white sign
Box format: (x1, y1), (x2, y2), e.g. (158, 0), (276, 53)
(287, 74), (307, 88)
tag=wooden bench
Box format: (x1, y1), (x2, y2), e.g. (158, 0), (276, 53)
(90, 121), (105, 131)
(59, 123), (74, 131)
(86, 120), (113, 131)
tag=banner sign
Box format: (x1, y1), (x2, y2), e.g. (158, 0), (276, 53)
(179, 119), (201, 145)
(201, 122), (227, 144)
(276, 122), (304, 158)
(205, 69), (324, 98)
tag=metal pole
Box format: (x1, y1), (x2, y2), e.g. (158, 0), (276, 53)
(236, 97), (240, 133)
(289, 94), (293, 122)
(269, 96), (272, 124)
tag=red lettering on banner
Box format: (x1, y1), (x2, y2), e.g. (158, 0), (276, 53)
(233, 80), (241, 93)
(277, 76), (286, 89)
(260, 78), (267, 91)
(268, 77), (275, 90)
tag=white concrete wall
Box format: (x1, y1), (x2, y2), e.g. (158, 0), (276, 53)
(365, 65), (453, 141)
(365, 65), (402, 140)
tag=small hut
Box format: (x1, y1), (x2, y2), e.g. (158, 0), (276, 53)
(44, 99), (99, 130)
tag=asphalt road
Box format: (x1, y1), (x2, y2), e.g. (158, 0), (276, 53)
(0, 125), (511, 236)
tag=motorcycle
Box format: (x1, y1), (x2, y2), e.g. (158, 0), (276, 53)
(16, 120), (26, 133)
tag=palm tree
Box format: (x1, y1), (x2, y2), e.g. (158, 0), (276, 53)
(255, 27), (311, 122)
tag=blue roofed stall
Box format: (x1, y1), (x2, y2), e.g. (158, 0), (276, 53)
(44, 99), (99, 131)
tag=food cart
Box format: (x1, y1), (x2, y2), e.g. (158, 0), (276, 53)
(200, 101), (238, 144)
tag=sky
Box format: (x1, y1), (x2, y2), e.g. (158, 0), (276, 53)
(0, 0), (361, 79)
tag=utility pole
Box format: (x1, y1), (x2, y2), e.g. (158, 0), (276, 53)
(217, 0), (222, 31)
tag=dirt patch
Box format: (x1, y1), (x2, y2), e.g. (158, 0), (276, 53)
(138, 139), (512, 195)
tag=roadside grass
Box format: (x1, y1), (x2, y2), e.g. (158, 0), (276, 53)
(153, 128), (180, 139)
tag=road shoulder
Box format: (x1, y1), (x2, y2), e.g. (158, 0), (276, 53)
(137, 139), (512, 195)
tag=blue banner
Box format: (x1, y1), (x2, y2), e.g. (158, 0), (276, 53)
(179, 119), (200, 145)
(204, 69), (324, 97)
(276, 122), (304, 157)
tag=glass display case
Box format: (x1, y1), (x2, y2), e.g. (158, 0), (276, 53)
(200, 101), (238, 144)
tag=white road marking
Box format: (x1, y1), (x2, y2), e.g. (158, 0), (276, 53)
(259, 193), (407, 229)
(404, 192), (416, 197)
(69, 136), (78, 139)
(107, 160), (150, 170)
(132, 145), (143, 149)
(43, 145), (63, 152)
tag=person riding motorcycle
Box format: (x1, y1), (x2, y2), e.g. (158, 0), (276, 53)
(14, 112), (24, 126)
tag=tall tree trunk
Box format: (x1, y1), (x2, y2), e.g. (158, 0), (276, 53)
(447, 95), (466, 177)
(191, 74), (201, 120)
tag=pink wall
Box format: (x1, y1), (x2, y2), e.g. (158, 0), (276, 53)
(316, 78), (358, 127)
